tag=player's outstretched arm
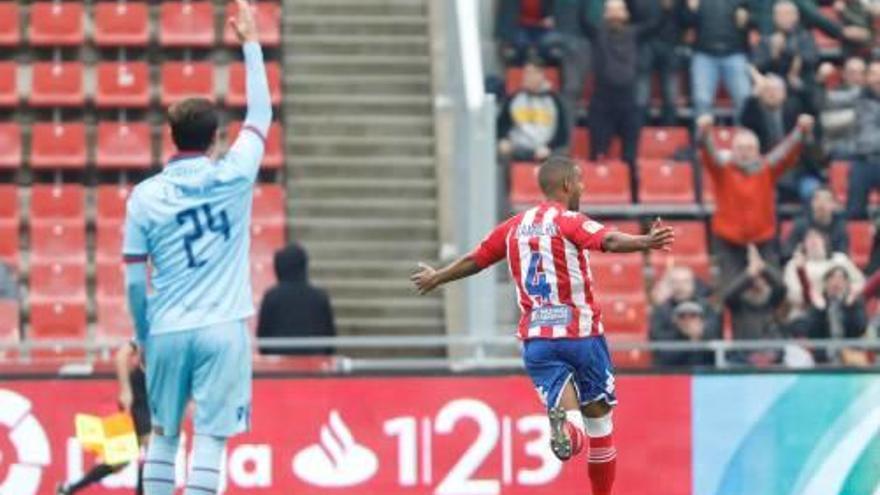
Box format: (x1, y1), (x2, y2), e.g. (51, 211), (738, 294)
(411, 258), (482, 295)
(603, 218), (675, 253)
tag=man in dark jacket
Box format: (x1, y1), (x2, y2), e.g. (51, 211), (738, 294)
(629, 0), (683, 125)
(816, 57), (866, 158)
(494, 0), (558, 65)
(257, 244), (336, 356)
(752, 1), (819, 92)
(783, 186), (850, 260)
(680, 0), (752, 120)
(722, 244), (788, 341)
(846, 60), (880, 219)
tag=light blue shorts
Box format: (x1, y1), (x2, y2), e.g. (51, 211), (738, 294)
(145, 319), (252, 438)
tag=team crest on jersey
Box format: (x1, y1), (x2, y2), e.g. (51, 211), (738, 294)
(582, 220), (604, 234)
(529, 305), (573, 327)
(517, 223), (559, 238)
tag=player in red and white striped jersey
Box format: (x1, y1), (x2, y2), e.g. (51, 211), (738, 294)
(412, 156), (674, 495)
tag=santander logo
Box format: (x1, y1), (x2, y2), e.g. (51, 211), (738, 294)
(0, 389), (51, 495)
(292, 410), (378, 488)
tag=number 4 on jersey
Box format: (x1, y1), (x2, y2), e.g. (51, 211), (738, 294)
(525, 252), (551, 302)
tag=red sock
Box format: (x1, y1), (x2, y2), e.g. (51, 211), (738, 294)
(564, 421), (586, 456)
(587, 434), (616, 495)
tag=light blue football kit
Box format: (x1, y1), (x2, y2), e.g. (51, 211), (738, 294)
(123, 41), (271, 439)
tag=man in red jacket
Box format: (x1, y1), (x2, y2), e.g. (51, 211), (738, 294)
(696, 113), (814, 281)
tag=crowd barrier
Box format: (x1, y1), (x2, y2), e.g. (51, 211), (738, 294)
(0, 371), (877, 494)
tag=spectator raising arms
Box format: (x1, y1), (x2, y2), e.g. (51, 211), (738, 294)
(783, 186), (850, 259)
(696, 112), (814, 281)
(753, 1), (819, 91)
(722, 244), (788, 342)
(497, 60), (568, 162)
(845, 60), (880, 219)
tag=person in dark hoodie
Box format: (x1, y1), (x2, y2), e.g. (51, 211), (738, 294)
(257, 243), (336, 356)
(783, 186), (850, 260)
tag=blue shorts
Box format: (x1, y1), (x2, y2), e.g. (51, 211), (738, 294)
(145, 319), (252, 438)
(522, 336), (617, 409)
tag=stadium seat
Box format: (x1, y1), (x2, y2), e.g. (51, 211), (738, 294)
(29, 2), (84, 46)
(251, 259), (276, 301)
(96, 262), (126, 300)
(30, 184), (85, 223)
(96, 185), (131, 222)
(660, 221), (708, 257)
(581, 161), (631, 204)
(504, 66), (560, 94)
(638, 160), (696, 204)
(0, 62), (18, 107)
(93, 2), (150, 47)
(640, 127), (690, 159)
(159, 2), (215, 47)
(253, 184), (285, 225)
(0, 3), (19, 46)
(509, 161), (541, 205)
(0, 184), (17, 222)
(226, 62), (282, 106)
(613, 220), (641, 235)
(0, 222), (18, 268)
(571, 127), (621, 161)
(0, 122), (22, 168)
(95, 301), (132, 342)
(601, 295), (648, 334)
(96, 122), (153, 169)
(223, 1), (281, 46)
(829, 161), (848, 204)
(28, 301), (87, 357)
(95, 62), (151, 108)
(29, 62), (85, 107)
(0, 299), (19, 360)
(711, 127), (736, 147)
(848, 221), (873, 268)
(228, 121), (283, 169)
(30, 222), (86, 264)
(95, 223), (124, 264)
(160, 62), (215, 106)
(30, 122), (87, 169)
(251, 222), (285, 258)
(29, 262), (86, 301)
(591, 255), (645, 297)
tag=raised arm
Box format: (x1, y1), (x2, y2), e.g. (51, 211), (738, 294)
(694, 114), (724, 174)
(767, 114), (813, 178)
(602, 218), (675, 253)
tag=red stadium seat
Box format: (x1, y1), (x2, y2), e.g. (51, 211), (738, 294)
(30, 184), (85, 223)
(510, 161), (541, 205)
(251, 259), (276, 301)
(159, 2), (215, 47)
(829, 161), (848, 204)
(0, 3), (19, 46)
(848, 221), (873, 268)
(96, 262), (126, 300)
(223, 1), (280, 46)
(160, 62), (215, 106)
(96, 185), (131, 222)
(29, 62), (84, 107)
(28, 301), (87, 357)
(29, 222), (86, 264)
(711, 127), (736, 147)
(638, 160), (696, 204)
(613, 221), (641, 235)
(29, 262), (86, 301)
(601, 295), (648, 334)
(504, 66), (560, 94)
(0, 122), (22, 168)
(94, 2), (150, 47)
(253, 184), (285, 225)
(96, 122), (153, 169)
(571, 127), (621, 160)
(95, 301), (132, 342)
(0, 299), (19, 360)
(95, 223), (124, 264)
(251, 222), (285, 258)
(0, 62), (18, 107)
(30, 122), (87, 169)
(639, 127), (690, 159)
(29, 2), (84, 46)
(0, 184), (17, 222)
(591, 255), (645, 297)
(95, 62), (151, 108)
(659, 221), (707, 257)
(581, 161), (631, 204)
(228, 121), (283, 169)
(226, 62), (282, 106)
(0, 222), (18, 268)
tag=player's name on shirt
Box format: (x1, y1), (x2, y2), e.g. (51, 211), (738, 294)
(516, 223), (560, 238)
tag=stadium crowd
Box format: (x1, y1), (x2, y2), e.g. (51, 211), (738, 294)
(493, 0), (880, 367)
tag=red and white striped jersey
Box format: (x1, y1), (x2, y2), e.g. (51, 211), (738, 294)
(469, 202), (611, 340)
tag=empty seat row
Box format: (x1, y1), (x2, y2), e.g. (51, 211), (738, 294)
(0, 121), (283, 170)
(0, 61), (283, 108)
(571, 126), (731, 162)
(0, 1), (280, 48)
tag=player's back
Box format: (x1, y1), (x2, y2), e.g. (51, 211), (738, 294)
(127, 153), (256, 333)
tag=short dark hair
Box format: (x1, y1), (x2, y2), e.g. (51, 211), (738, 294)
(537, 156), (577, 196)
(168, 98), (219, 152)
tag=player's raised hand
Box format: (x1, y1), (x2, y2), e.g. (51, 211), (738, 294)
(411, 262), (439, 295)
(228, 0), (259, 43)
(647, 217), (675, 252)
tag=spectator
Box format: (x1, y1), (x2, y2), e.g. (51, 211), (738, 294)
(783, 186), (850, 259)
(799, 265), (870, 365)
(257, 244), (336, 356)
(651, 301), (721, 367)
(845, 60), (880, 219)
(722, 244), (788, 341)
(584, 0), (671, 173)
(546, 0), (595, 135)
(680, 0), (752, 121)
(835, 0), (877, 58)
(816, 57), (866, 158)
(494, 0), (559, 65)
(783, 228), (864, 320)
(741, 73), (822, 202)
(750, 0), (871, 44)
(866, 210), (880, 275)
(753, 1), (819, 92)
(630, 0), (684, 125)
(497, 60), (568, 162)
(696, 113), (814, 281)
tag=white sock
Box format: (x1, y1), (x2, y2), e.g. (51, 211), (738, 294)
(143, 434), (178, 495)
(566, 409), (585, 433)
(185, 435), (226, 495)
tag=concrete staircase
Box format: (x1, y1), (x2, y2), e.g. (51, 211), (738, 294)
(282, 0), (443, 347)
